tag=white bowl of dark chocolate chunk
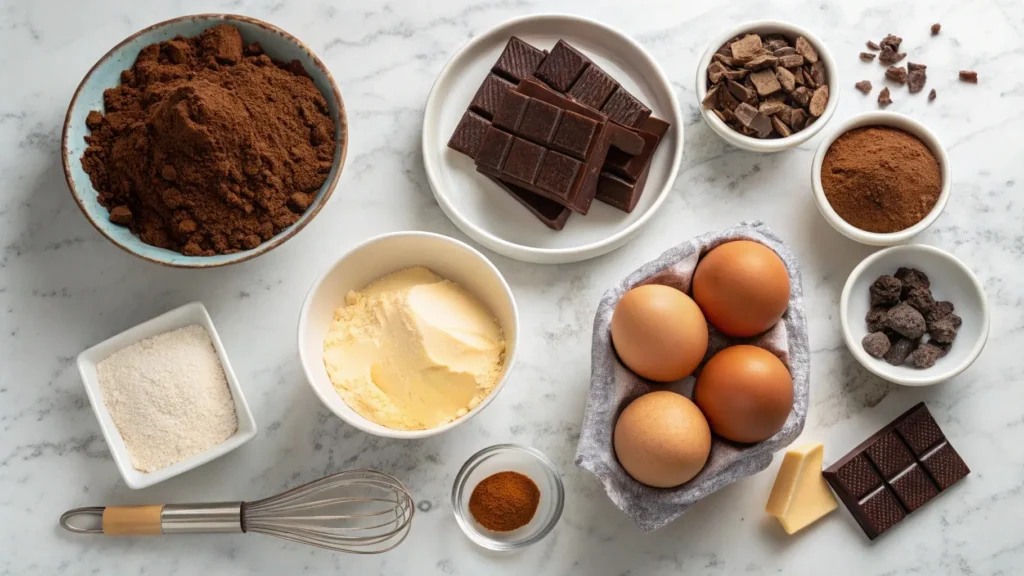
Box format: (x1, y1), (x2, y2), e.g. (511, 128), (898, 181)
(696, 20), (839, 153)
(840, 244), (990, 387)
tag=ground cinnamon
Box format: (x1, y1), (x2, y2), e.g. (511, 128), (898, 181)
(821, 126), (941, 233)
(81, 24), (335, 256)
(468, 471), (540, 532)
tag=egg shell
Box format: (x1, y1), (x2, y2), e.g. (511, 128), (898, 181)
(610, 285), (709, 382)
(694, 345), (793, 444)
(693, 240), (790, 337)
(613, 391), (712, 488)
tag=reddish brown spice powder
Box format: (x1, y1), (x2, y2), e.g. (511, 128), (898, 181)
(821, 126), (941, 233)
(81, 24), (336, 256)
(468, 471), (540, 532)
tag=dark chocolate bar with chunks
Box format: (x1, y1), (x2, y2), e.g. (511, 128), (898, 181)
(535, 40), (652, 128)
(474, 79), (642, 215)
(449, 109), (571, 230)
(823, 402), (969, 540)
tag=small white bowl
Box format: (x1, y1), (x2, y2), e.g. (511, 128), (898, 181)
(76, 302), (257, 489)
(695, 19), (840, 153)
(813, 111), (951, 245)
(298, 232), (519, 439)
(840, 244), (989, 386)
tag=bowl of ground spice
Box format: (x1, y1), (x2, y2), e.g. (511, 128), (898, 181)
(61, 15), (346, 267)
(813, 111), (949, 245)
(451, 444), (564, 551)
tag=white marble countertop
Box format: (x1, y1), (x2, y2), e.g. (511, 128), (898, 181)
(2, 0), (1022, 574)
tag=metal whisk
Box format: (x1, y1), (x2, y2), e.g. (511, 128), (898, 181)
(60, 470), (414, 554)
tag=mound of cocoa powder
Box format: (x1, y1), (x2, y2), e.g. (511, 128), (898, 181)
(81, 24), (336, 256)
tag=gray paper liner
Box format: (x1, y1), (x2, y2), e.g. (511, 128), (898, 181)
(575, 221), (810, 532)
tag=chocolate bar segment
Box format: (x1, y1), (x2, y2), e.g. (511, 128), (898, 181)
(600, 87), (652, 128)
(534, 40), (590, 92)
(823, 403), (969, 540)
(470, 73), (515, 119)
(568, 65), (618, 110)
(448, 110), (491, 157)
(492, 36), (547, 82)
(595, 116), (668, 213)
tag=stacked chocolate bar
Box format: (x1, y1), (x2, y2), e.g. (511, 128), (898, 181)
(448, 38), (670, 230)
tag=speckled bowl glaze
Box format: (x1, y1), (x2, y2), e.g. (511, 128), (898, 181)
(61, 14), (347, 268)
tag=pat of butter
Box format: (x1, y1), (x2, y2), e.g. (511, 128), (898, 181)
(765, 443), (838, 534)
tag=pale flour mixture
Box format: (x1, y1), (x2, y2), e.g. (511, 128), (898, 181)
(97, 324), (238, 472)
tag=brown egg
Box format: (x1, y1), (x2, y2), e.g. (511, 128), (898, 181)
(692, 240), (790, 337)
(694, 345), (793, 444)
(614, 391), (712, 488)
(611, 285), (709, 382)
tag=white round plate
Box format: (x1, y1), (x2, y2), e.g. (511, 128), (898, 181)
(422, 14), (683, 264)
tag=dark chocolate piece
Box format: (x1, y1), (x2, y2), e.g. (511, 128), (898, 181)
(488, 176), (571, 231)
(492, 36), (547, 82)
(470, 73), (515, 119)
(475, 127), (514, 172)
(959, 70), (978, 83)
(568, 65), (618, 110)
(878, 87), (892, 107)
(534, 40), (590, 92)
(824, 403), (969, 540)
(447, 110), (491, 157)
(595, 116), (667, 213)
(931, 23), (941, 35)
(855, 80), (873, 94)
(859, 52), (877, 61)
(600, 87), (652, 128)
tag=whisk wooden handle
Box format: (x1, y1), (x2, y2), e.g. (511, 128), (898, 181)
(102, 505), (164, 535)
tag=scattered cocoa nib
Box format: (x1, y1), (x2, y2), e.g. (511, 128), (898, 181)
(866, 40), (881, 50)
(886, 66), (909, 84)
(703, 32), (827, 138)
(109, 205), (133, 225)
(931, 23), (941, 35)
(860, 52), (877, 61)
(878, 87), (892, 107)
(928, 88), (937, 101)
(959, 70), (978, 83)
(908, 69), (927, 93)
(855, 80), (873, 94)
(880, 34), (903, 51)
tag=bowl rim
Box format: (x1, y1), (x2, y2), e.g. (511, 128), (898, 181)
(694, 19), (840, 153)
(450, 443), (565, 551)
(811, 111), (951, 246)
(61, 13), (348, 269)
(421, 12), (684, 264)
(296, 230), (521, 440)
(839, 244), (990, 386)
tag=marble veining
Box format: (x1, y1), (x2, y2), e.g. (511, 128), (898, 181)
(1, 0), (1022, 574)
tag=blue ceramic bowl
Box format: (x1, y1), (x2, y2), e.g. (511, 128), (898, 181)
(61, 14), (347, 268)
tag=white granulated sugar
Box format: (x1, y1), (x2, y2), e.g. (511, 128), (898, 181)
(97, 324), (238, 473)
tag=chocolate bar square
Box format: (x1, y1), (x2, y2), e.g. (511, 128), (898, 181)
(860, 487), (905, 537)
(535, 40), (590, 92)
(518, 99), (563, 145)
(568, 65), (618, 110)
(492, 36), (547, 82)
(470, 73), (515, 119)
(551, 111), (598, 160)
(824, 403), (970, 540)
(502, 138), (546, 184)
(889, 464), (938, 512)
(600, 87), (652, 128)
(865, 432), (915, 478)
(921, 444), (970, 490)
(448, 110), (491, 157)
(475, 128), (514, 172)
(535, 151), (582, 198)
(493, 89), (530, 131)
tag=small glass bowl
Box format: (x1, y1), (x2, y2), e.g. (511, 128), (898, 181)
(451, 444), (564, 551)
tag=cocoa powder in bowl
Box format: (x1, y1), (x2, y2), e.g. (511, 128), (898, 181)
(81, 24), (336, 256)
(821, 126), (941, 233)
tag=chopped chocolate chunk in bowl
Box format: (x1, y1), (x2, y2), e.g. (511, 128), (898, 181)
(697, 21), (838, 152)
(840, 244), (991, 387)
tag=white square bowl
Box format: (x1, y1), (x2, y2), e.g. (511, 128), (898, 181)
(76, 302), (257, 489)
